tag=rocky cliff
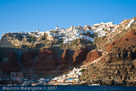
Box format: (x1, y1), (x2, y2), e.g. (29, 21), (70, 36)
(85, 50), (102, 62)
(79, 18), (136, 86)
(95, 17), (136, 51)
(80, 55), (136, 86)
(33, 49), (58, 71)
(73, 47), (89, 65)
(0, 51), (20, 73)
(0, 46), (92, 73)
(21, 50), (37, 69)
(59, 49), (71, 70)
(0, 17), (136, 86)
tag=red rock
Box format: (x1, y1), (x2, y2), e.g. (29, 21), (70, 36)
(59, 49), (69, 65)
(59, 49), (70, 70)
(21, 51), (37, 69)
(86, 50), (102, 62)
(38, 49), (53, 58)
(1, 51), (20, 73)
(106, 30), (136, 53)
(34, 49), (57, 71)
(61, 49), (69, 60)
(73, 47), (89, 65)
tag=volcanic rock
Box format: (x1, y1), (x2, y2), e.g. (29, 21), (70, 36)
(106, 30), (136, 53)
(1, 51), (20, 73)
(59, 49), (71, 70)
(73, 47), (89, 65)
(59, 49), (70, 65)
(34, 49), (57, 71)
(21, 50), (37, 69)
(86, 50), (102, 62)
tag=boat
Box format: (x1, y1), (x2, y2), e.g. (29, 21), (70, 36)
(89, 84), (100, 86)
(53, 84), (58, 85)
(31, 83), (37, 86)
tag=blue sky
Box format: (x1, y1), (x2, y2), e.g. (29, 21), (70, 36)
(0, 0), (136, 39)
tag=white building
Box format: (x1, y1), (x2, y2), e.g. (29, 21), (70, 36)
(36, 29), (39, 32)
(56, 26), (58, 29)
(11, 21), (117, 44)
(125, 18), (135, 29)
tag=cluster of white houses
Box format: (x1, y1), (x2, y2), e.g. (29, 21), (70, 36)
(2, 22), (118, 44)
(44, 22), (117, 43)
(49, 67), (83, 84)
(93, 22), (117, 37)
(0, 67), (84, 85)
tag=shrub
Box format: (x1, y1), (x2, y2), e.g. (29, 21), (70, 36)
(58, 39), (63, 44)
(94, 33), (98, 37)
(83, 32), (98, 38)
(81, 68), (86, 72)
(70, 39), (80, 45)
(26, 34), (32, 42)
(31, 36), (37, 41)
(88, 41), (93, 44)
(41, 33), (48, 40)
(19, 35), (23, 41)
(26, 34), (32, 38)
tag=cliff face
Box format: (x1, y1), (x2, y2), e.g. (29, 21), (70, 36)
(59, 49), (70, 70)
(80, 24), (136, 86)
(33, 49), (58, 71)
(0, 33), (31, 47)
(105, 29), (136, 53)
(1, 51), (20, 73)
(95, 17), (136, 51)
(21, 51), (37, 69)
(85, 50), (102, 62)
(0, 47), (92, 73)
(73, 47), (89, 65)
(80, 55), (136, 86)
(1, 17), (136, 84)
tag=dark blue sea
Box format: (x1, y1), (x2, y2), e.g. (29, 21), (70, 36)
(0, 85), (136, 91)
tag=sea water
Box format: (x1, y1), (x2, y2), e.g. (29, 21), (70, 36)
(0, 85), (136, 91)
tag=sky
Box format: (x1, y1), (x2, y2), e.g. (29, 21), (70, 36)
(0, 0), (136, 39)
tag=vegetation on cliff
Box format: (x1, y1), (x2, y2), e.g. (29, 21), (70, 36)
(0, 17), (136, 86)
(80, 24), (136, 86)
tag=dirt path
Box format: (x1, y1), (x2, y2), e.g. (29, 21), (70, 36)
(80, 50), (108, 68)
(80, 56), (103, 68)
